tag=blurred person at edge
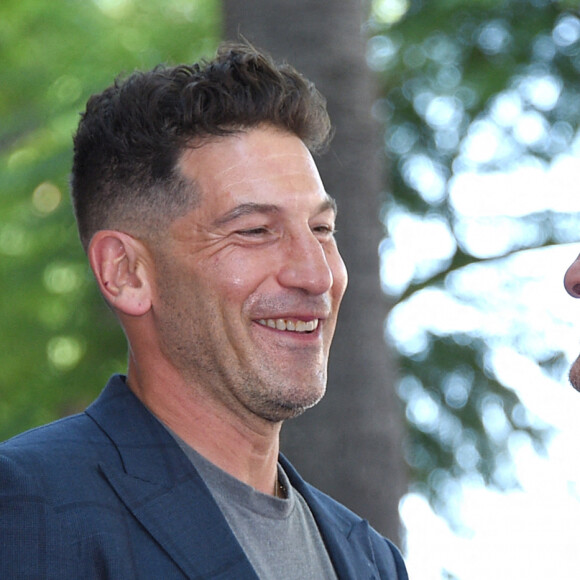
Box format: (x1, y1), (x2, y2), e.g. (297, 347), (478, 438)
(564, 256), (580, 391)
(0, 43), (408, 579)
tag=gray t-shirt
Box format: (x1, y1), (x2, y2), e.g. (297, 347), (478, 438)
(171, 434), (337, 580)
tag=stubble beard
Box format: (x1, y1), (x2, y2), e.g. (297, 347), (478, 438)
(153, 268), (332, 423)
(158, 312), (330, 423)
(242, 366), (328, 423)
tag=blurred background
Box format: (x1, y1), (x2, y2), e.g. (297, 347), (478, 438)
(2, 0), (580, 577)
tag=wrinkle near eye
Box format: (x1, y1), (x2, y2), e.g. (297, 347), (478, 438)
(168, 223), (234, 262)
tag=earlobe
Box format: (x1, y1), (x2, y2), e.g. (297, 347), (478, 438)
(88, 230), (153, 316)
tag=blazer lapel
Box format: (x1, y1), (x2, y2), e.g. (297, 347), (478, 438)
(86, 376), (258, 580)
(280, 455), (382, 580)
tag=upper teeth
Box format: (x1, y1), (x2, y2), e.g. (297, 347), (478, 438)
(258, 319), (319, 332)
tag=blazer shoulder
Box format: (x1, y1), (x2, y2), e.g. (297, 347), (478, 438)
(0, 409), (119, 505)
(1, 411), (105, 462)
(0, 375), (129, 468)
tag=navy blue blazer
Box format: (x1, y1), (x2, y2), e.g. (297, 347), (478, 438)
(0, 375), (408, 579)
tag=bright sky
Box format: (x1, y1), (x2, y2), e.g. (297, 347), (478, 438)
(386, 154), (580, 578)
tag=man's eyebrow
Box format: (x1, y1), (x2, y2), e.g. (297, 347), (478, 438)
(213, 195), (338, 227)
(320, 195), (338, 216)
(213, 203), (281, 227)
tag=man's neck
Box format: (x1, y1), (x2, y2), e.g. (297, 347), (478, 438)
(126, 359), (282, 496)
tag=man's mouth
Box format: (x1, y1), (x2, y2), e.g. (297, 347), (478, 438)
(257, 318), (319, 333)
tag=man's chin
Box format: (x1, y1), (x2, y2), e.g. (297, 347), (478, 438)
(254, 381), (327, 423)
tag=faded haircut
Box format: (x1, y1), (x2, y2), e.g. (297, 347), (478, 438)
(70, 42), (332, 250)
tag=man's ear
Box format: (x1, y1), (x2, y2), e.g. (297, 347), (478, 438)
(88, 230), (153, 317)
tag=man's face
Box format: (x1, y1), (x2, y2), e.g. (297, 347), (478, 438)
(565, 255), (580, 390)
(151, 126), (348, 423)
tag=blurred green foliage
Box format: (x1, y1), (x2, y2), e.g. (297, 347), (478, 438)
(0, 0), (220, 440)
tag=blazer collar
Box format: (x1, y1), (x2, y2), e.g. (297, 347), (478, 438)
(86, 375), (259, 580)
(280, 454), (383, 579)
(86, 375), (387, 579)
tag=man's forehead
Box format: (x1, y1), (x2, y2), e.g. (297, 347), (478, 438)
(178, 127), (317, 179)
(176, 128), (333, 219)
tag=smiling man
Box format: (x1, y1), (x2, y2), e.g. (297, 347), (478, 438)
(0, 44), (408, 579)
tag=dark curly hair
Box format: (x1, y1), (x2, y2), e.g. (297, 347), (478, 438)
(71, 43), (332, 250)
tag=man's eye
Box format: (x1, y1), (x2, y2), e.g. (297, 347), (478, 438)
(237, 227), (270, 236)
(313, 224), (336, 236)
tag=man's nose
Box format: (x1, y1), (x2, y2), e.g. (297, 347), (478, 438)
(277, 232), (333, 295)
(564, 255), (580, 298)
